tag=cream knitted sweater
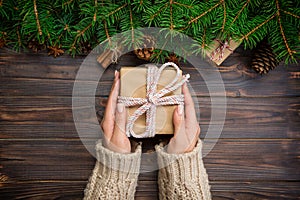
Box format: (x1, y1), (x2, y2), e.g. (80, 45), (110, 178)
(83, 139), (211, 200)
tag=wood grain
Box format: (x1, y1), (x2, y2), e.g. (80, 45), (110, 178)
(1, 97), (299, 138)
(1, 51), (299, 98)
(1, 180), (299, 200)
(0, 140), (299, 181)
(0, 48), (299, 199)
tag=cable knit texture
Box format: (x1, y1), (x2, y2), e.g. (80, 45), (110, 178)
(155, 139), (212, 200)
(83, 139), (141, 200)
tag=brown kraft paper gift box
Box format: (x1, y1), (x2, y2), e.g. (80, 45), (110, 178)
(120, 66), (183, 136)
(206, 39), (241, 65)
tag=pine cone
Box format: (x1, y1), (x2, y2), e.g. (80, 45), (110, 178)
(251, 41), (278, 74)
(166, 53), (180, 66)
(134, 35), (155, 61)
(0, 32), (7, 48)
(28, 38), (46, 52)
(80, 41), (92, 55)
(0, 38), (6, 48)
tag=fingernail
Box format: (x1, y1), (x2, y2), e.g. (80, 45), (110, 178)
(117, 103), (124, 113)
(178, 104), (183, 115)
(114, 70), (118, 79)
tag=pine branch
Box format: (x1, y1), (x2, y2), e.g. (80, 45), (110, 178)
(221, 0), (226, 32)
(241, 14), (276, 40)
(188, 0), (223, 25)
(71, 22), (92, 51)
(202, 28), (207, 48)
(231, 0), (250, 25)
(63, 0), (74, 6)
(93, 0), (98, 22)
(170, 0), (173, 30)
(33, 0), (42, 36)
(154, 34), (170, 61)
(281, 9), (300, 19)
(150, 3), (168, 20)
(275, 0), (295, 57)
(173, 1), (192, 8)
(16, 26), (21, 48)
(129, 6), (135, 44)
(107, 3), (127, 17)
(103, 20), (111, 45)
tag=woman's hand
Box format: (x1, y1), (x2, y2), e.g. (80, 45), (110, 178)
(101, 71), (131, 154)
(167, 83), (200, 154)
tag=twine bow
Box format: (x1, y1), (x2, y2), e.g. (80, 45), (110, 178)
(210, 39), (233, 61)
(118, 62), (190, 138)
(111, 47), (121, 63)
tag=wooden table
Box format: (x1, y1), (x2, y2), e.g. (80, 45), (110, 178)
(0, 47), (299, 199)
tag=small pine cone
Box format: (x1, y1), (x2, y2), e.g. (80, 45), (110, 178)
(166, 53), (180, 66)
(28, 38), (46, 53)
(80, 41), (92, 55)
(134, 35), (156, 61)
(251, 40), (279, 74)
(0, 38), (6, 48)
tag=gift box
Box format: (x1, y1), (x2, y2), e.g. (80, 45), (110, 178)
(205, 38), (241, 65)
(119, 65), (183, 137)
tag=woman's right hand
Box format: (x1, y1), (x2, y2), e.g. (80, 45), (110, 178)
(167, 83), (200, 154)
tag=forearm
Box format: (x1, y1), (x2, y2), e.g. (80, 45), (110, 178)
(83, 139), (141, 200)
(156, 139), (211, 200)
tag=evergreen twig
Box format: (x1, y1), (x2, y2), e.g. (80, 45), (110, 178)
(242, 14), (276, 40)
(281, 10), (300, 19)
(0, 0), (298, 64)
(231, 0), (250, 25)
(221, 0), (226, 32)
(276, 0), (295, 58)
(33, 0), (42, 36)
(188, 0), (223, 25)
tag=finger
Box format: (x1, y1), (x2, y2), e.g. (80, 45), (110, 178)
(102, 71), (120, 139)
(172, 105), (185, 138)
(167, 105), (190, 154)
(107, 70), (120, 113)
(182, 83), (197, 124)
(110, 103), (131, 153)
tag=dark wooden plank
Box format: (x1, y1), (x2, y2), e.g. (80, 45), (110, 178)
(210, 181), (300, 200)
(0, 48), (84, 80)
(1, 46), (300, 200)
(1, 50), (299, 98)
(0, 121), (98, 139)
(1, 180), (299, 200)
(136, 181), (300, 199)
(1, 67), (299, 97)
(0, 96), (297, 125)
(136, 180), (300, 199)
(0, 140), (299, 181)
(203, 139), (300, 181)
(0, 121), (295, 140)
(0, 96), (294, 124)
(1, 96), (299, 139)
(0, 140), (95, 181)
(0, 181), (86, 200)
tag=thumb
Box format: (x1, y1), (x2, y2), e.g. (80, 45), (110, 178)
(114, 103), (127, 134)
(110, 103), (130, 153)
(173, 105), (185, 137)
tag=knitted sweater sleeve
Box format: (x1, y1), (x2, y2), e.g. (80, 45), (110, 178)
(155, 139), (211, 200)
(83, 139), (141, 200)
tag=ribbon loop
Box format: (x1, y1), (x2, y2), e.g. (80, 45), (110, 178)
(118, 62), (190, 138)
